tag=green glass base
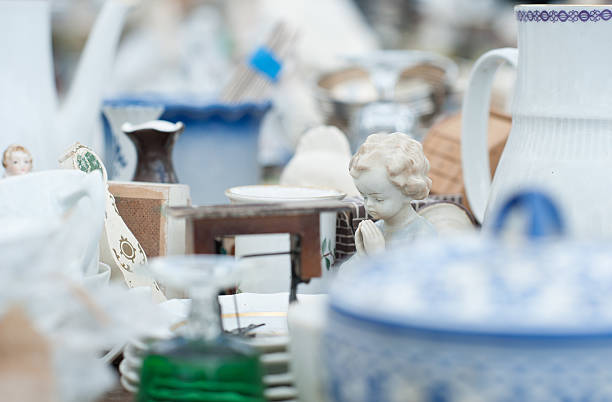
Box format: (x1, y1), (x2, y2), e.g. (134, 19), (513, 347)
(137, 336), (266, 402)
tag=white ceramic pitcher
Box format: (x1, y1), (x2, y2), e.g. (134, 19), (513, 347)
(462, 4), (612, 237)
(0, 0), (134, 170)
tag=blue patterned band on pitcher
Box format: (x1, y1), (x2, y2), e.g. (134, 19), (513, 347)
(517, 9), (612, 23)
(249, 47), (282, 82)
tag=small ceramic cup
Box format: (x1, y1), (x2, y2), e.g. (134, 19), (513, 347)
(287, 295), (329, 402)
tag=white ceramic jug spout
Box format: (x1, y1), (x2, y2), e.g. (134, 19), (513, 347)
(57, 0), (135, 158)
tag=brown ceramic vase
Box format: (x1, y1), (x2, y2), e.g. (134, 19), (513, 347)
(122, 121), (184, 184)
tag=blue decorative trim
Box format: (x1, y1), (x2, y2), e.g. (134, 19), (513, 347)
(249, 47), (282, 82)
(517, 8), (612, 22)
(329, 303), (612, 341)
(103, 96), (272, 122)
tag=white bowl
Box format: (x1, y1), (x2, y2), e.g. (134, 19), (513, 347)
(225, 185), (345, 203)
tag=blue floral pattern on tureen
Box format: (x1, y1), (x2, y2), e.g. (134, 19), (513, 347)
(331, 236), (612, 335)
(324, 236), (612, 402)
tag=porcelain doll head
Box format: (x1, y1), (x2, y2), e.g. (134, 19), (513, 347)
(2, 144), (32, 177)
(349, 132), (431, 220)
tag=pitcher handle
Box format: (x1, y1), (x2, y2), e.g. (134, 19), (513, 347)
(491, 191), (565, 239)
(461, 48), (518, 223)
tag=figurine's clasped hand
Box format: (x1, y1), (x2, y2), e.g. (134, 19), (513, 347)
(355, 219), (385, 256)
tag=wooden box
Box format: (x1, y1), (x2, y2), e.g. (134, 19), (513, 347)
(422, 110), (511, 212)
(108, 181), (191, 257)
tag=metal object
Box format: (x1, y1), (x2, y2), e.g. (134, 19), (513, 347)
(351, 101), (418, 148)
(226, 323), (266, 337)
(315, 51), (458, 146)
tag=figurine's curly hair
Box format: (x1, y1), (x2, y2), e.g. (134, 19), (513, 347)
(2, 144), (32, 169)
(349, 133), (431, 200)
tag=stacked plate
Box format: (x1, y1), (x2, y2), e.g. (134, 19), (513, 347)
(119, 335), (298, 401)
(247, 336), (297, 401)
(119, 293), (309, 399)
(118, 336), (152, 393)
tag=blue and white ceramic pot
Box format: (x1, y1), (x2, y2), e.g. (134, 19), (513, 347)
(103, 96), (272, 204)
(325, 192), (612, 401)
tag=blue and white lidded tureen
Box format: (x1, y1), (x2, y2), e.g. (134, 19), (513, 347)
(325, 192), (612, 402)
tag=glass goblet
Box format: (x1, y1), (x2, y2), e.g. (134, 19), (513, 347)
(137, 255), (265, 402)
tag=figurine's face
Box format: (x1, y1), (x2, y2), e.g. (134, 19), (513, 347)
(5, 150), (32, 176)
(354, 166), (409, 221)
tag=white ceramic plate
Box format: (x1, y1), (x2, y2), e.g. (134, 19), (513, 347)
(120, 375), (139, 393)
(264, 386), (299, 401)
(225, 185), (345, 203)
(244, 335), (290, 352)
(260, 352), (290, 365)
(119, 359), (140, 385)
(124, 342), (145, 359)
(263, 373), (295, 386)
(121, 359), (143, 378)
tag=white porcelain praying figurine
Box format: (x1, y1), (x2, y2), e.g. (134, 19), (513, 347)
(350, 132), (435, 256)
(2, 145), (33, 178)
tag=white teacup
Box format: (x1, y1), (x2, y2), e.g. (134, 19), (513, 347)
(225, 185), (345, 294)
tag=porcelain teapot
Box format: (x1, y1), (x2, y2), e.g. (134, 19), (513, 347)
(462, 4), (612, 238)
(0, 0), (135, 171)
